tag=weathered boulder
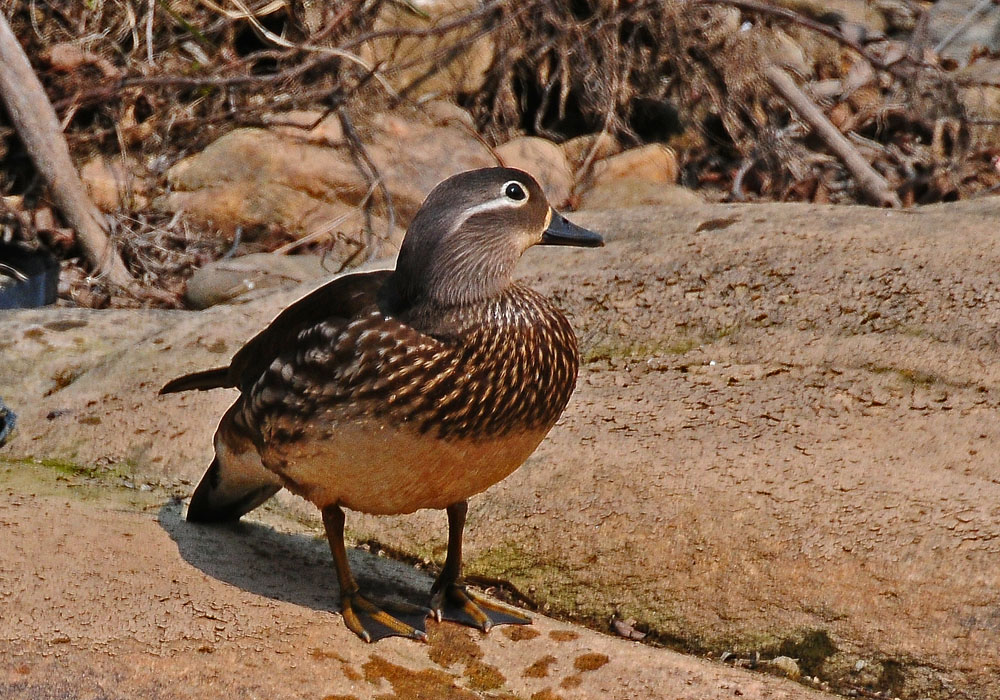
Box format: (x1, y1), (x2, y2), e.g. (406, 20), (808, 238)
(157, 113), (496, 268)
(360, 111), (497, 219)
(165, 116), (497, 221)
(164, 128), (362, 199)
(577, 178), (702, 210)
(495, 136), (574, 207)
(0, 462), (826, 699)
(589, 144), (679, 189)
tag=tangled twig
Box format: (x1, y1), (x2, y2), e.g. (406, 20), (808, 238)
(337, 108), (396, 262)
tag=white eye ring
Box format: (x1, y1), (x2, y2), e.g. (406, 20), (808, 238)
(502, 180), (528, 202)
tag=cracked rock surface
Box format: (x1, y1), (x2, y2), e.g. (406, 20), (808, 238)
(3, 198), (1000, 698)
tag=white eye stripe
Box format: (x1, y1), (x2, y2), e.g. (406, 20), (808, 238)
(447, 196), (526, 235)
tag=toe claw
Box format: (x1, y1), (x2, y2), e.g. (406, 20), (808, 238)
(340, 590), (429, 643)
(431, 583), (530, 631)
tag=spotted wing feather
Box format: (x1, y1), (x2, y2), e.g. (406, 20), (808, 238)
(158, 270), (392, 395)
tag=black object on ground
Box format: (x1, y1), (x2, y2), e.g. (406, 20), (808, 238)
(0, 397), (15, 448)
(0, 242), (60, 309)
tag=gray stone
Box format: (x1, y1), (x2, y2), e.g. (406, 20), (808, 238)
(184, 253), (338, 309)
(768, 656), (802, 680)
(577, 179), (702, 211)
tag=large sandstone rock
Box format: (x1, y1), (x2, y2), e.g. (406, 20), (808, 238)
(163, 116), (497, 222)
(157, 114), (496, 268)
(589, 144), (679, 188)
(6, 198), (1000, 697)
(0, 462), (824, 700)
(165, 128), (362, 198)
(495, 136), (573, 207)
(361, 112), (498, 219)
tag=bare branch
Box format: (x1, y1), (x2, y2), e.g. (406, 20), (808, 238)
(765, 65), (902, 208)
(0, 13), (132, 285)
(337, 108), (396, 262)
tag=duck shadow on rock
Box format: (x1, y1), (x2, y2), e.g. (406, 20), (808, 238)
(157, 499), (435, 613)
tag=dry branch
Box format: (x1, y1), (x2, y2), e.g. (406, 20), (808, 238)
(765, 65), (902, 208)
(0, 13), (132, 285)
(337, 108), (395, 262)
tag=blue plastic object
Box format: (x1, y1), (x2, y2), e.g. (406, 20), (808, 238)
(0, 397), (15, 448)
(0, 243), (59, 310)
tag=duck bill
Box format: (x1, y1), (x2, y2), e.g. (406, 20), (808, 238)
(540, 210), (604, 247)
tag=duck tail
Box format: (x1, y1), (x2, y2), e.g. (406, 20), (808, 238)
(159, 367), (230, 394)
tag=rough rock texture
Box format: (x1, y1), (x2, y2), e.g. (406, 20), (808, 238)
(4, 198), (1000, 698)
(0, 462), (825, 700)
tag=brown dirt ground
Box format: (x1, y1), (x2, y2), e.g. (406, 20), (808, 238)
(3, 197), (1000, 698)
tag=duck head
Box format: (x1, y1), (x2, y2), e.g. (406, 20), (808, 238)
(391, 167), (603, 308)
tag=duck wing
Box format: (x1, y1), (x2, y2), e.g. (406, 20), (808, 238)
(159, 269), (392, 395)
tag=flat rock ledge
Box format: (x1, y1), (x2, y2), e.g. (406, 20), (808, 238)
(4, 198), (1000, 699)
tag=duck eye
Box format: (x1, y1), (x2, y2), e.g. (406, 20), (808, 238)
(503, 181), (527, 201)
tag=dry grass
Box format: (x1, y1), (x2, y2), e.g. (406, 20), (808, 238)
(472, 0), (1000, 203)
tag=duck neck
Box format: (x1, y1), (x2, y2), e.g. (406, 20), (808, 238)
(389, 226), (524, 310)
(382, 280), (556, 342)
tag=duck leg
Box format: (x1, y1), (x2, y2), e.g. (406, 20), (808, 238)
(430, 500), (531, 631)
(321, 504), (428, 643)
